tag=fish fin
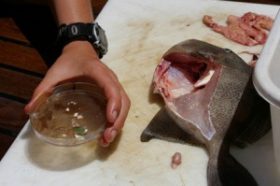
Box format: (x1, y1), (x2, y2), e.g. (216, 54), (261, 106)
(207, 143), (258, 186)
(140, 107), (202, 146)
(233, 91), (271, 148)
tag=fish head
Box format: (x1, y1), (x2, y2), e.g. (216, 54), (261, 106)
(153, 39), (251, 142)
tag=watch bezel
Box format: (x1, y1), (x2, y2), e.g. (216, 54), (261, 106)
(92, 23), (108, 58)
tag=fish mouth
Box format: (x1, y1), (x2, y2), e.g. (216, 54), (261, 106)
(153, 52), (221, 141)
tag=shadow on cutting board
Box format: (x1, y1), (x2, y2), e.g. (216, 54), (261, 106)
(20, 124), (122, 171)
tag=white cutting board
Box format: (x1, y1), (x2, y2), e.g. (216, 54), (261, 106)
(1, 0), (280, 186)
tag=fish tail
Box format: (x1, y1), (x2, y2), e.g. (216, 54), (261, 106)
(207, 143), (258, 186)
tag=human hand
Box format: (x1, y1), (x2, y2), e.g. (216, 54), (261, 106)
(25, 41), (130, 147)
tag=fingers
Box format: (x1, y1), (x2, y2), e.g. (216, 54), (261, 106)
(111, 90), (131, 130)
(85, 63), (130, 147)
(104, 82), (121, 124)
(99, 127), (118, 147)
(100, 89), (130, 147)
(87, 66), (121, 123)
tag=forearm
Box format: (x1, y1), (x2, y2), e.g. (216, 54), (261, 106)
(53, 0), (94, 25)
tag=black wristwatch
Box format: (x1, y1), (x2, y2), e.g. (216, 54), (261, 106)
(57, 22), (108, 58)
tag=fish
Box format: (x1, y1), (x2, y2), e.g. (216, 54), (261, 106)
(141, 39), (270, 186)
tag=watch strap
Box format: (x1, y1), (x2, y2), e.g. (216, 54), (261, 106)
(56, 22), (105, 58)
(58, 23), (97, 42)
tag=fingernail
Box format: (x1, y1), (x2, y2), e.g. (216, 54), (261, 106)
(100, 138), (109, 147)
(108, 129), (118, 143)
(112, 110), (118, 122)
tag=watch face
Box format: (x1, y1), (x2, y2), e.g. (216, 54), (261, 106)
(93, 23), (108, 56)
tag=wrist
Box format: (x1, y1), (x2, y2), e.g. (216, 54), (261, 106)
(62, 40), (99, 58)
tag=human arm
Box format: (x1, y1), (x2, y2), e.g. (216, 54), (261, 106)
(24, 0), (130, 146)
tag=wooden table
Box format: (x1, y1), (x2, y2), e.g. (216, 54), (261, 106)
(236, 0), (280, 4)
(0, 18), (47, 159)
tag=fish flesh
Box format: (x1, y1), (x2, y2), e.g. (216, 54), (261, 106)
(203, 12), (273, 46)
(171, 152), (182, 169)
(141, 39), (270, 186)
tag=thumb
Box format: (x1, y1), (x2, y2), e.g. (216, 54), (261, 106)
(24, 78), (56, 114)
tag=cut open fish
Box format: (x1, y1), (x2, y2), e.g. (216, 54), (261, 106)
(141, 39), (270, 186)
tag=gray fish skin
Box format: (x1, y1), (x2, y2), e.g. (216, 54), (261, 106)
(141, 39), (270, 186)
